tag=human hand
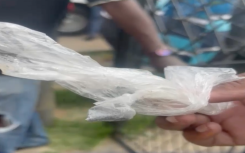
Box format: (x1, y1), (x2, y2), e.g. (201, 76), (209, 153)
(156, 74), (245, 146)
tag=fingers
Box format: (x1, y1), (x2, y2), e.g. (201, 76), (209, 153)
(156, 115), (195, 131)
(157, 115), (236, 146)
(210, 86), (245, 103)
(183, 122), (222, 146)
(210, 78), (245, 103)
(156, 115), (220, 146)
(156, 114), (210, 131)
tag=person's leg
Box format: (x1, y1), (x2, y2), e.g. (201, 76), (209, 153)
(0, 76), (47, 152)
(100, 18), (130, 67)
(101, 18), (121, 50)
(86, 6), (103, 40)
(18, 112), (49, 149)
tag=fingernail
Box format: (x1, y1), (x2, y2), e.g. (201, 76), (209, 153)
(166, 117), (178, 123)
(196, 125), (208, 133)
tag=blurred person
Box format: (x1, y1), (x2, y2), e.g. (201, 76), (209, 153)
(100, 0), (234, 68)
(0, 1), (69, 152)
(86, 6), (103, 40)
(100, 7), (186, 69)
(0, 0), (184, 152)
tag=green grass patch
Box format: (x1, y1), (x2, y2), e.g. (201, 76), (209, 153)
(51, 90), (156, 151)
(47, 90), (113, 151)
(81, 50), (112, 56)
(121, 115), (156, 135)
(46, 119), (113, 151)
(55, 90), (94, 109)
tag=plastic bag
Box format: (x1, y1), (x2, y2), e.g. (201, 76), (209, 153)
(0, 23), (240, 121)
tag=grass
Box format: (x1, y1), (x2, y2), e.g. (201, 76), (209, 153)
(122, 115), (156, 135)
(46, 119), (113, 151)
(47, 90), (156, 151)
(55, 90), (94, 108)
(46, 90), (112, 151)
(81, 50), (112, 56)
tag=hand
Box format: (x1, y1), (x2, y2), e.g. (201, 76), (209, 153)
(156, 74), (245, 146)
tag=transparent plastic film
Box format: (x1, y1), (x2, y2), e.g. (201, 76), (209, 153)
(0, 23), (241, 121)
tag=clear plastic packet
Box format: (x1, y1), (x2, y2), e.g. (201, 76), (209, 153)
(0, 23), (240, 121)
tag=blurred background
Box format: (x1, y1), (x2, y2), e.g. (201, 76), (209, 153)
(17, 0), (245, 153)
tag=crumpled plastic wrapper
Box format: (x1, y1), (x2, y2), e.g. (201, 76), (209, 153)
(0, 23), (241, 121)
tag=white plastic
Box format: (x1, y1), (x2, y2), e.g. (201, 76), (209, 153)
(0, 23), (240, 121)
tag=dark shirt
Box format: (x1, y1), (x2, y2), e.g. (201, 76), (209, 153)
(88, 0), (122, 6)
(0, 0), (121, 36)
(0, 0), (70, 37)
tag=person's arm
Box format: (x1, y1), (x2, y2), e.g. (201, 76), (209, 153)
(101, 0), (187, 68)
(101, 0), (162, 53)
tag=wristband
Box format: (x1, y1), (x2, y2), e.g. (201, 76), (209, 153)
(148, 49), (172, 57)
(155, 49), (172, 56)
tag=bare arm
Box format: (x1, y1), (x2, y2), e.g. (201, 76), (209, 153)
(101, 0), (163, 53)
(101, 0), (187, 68)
